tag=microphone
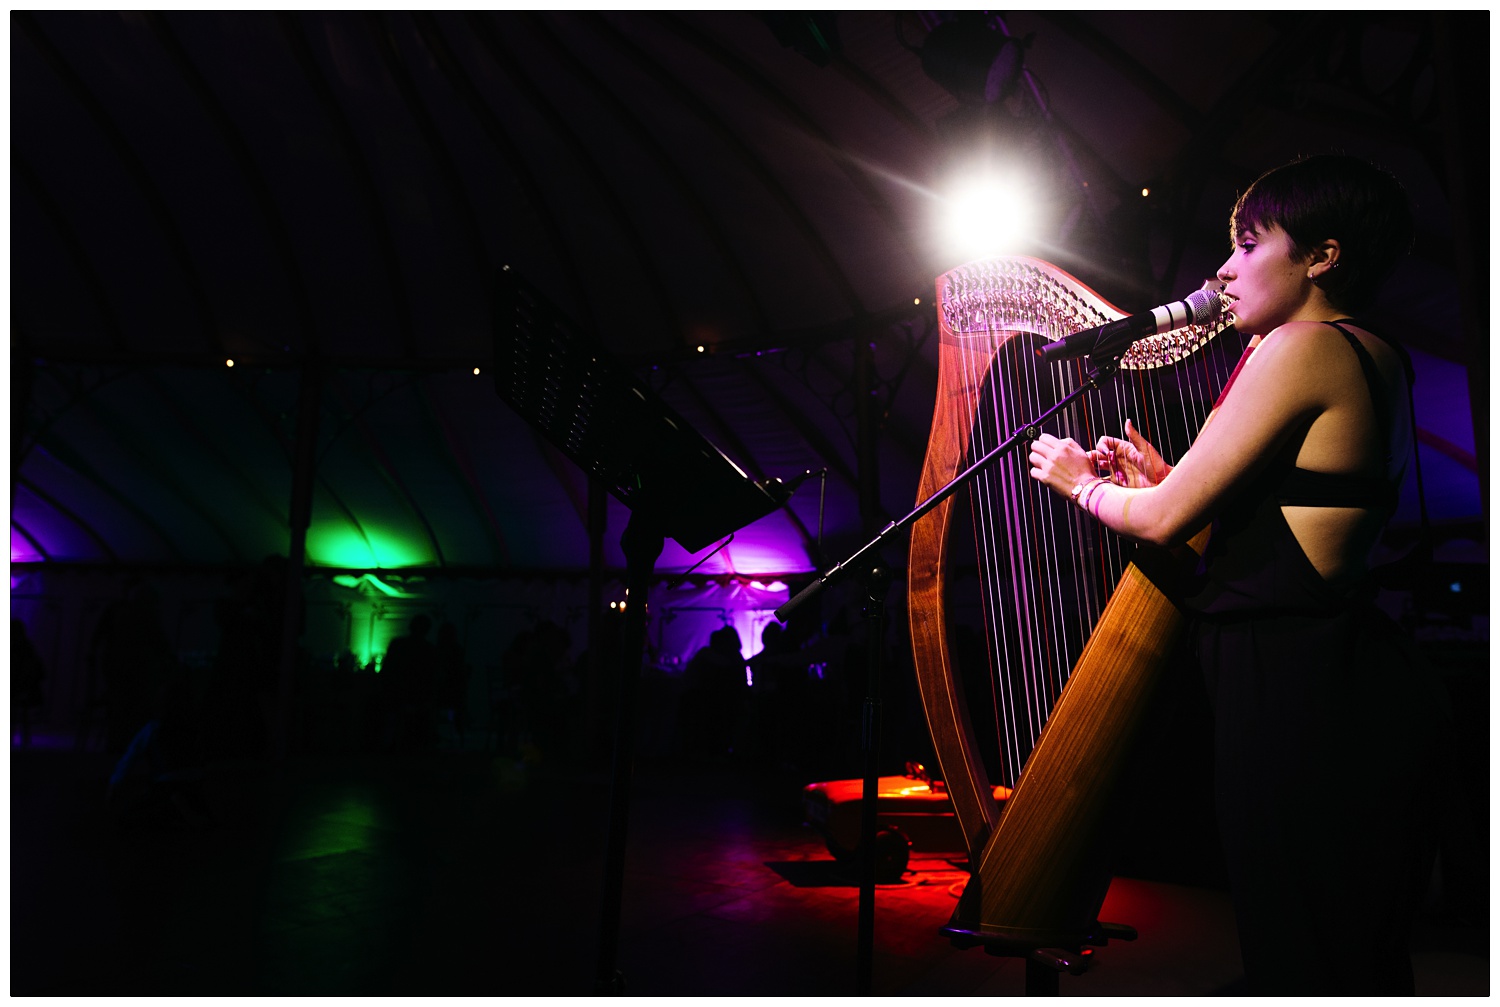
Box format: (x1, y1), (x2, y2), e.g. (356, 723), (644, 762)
(1037, 287), (1224, 363)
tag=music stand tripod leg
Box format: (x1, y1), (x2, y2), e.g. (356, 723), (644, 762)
(595, 511), (664, 994)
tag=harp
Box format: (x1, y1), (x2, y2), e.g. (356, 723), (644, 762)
(907, 256), (1241, 960)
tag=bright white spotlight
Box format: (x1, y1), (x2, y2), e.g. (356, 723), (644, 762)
(944, 177), (1036, 259)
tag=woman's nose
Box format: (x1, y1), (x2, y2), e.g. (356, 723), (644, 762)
(1216, 257), (1234, 282)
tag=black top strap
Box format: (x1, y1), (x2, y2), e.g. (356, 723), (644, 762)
(1275, 320), (1400, 509)
(1324, 319), (1432, 587)
(1324, 319), (1409, 459)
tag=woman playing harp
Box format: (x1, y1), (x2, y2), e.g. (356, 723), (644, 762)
(1028, 153), (1448, 994)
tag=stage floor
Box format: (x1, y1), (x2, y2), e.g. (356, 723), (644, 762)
(9, 740), (1488, 996)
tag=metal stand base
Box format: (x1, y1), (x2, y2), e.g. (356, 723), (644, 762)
(945, 920), (1139, 995)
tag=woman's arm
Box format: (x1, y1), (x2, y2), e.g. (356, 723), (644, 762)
(1029, 323), (1335, 546)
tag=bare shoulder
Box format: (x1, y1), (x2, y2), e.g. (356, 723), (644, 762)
(1252, 319), (1409, 422)
(1243, 320), (1355, 373)
(1259, 320), (1375, 376)
(1218, 322), (1374, 426)
(1256, 320), (1358, 359)
(1272, 319), (1405, 382)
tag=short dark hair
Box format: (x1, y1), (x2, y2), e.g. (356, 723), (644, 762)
(1230, 154), (1414, 312)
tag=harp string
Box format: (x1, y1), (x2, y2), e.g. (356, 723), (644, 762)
(942, 258), (1240, 789)
(966, 335), (1016, 782)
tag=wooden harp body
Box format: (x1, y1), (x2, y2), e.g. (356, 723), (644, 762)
(907, 256), (1238, 951)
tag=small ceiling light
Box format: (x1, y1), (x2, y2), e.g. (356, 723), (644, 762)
(696, 345), (706, 353)
(225, 359), (235, 367)
(913, 297), (921, 306)
(1141, 188), (1150, 198)
(473, 367), (481, 375)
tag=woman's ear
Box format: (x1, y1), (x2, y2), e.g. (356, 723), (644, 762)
(1307, 239), (1341, 281)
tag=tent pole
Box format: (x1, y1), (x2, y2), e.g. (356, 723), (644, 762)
(271, 360), (323, 760)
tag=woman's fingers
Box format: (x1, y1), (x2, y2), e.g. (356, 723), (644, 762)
(1125, 418), (1154, 455)
(1028, 433), (1087, 491)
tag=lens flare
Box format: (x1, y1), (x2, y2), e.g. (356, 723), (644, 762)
(944, 178), (1036, 258)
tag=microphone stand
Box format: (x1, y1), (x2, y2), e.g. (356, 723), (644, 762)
(775, 355), (1122, 995)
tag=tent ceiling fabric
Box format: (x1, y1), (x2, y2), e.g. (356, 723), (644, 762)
(11, 11), (1486, 576)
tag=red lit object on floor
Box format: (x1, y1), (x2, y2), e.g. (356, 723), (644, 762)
(801, 763), (1010, 862)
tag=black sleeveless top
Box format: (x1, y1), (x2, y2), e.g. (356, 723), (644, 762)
(1182, 318), (1412, 616)
(1274, 320), (1410, 511)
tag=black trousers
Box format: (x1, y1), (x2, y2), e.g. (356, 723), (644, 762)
(1195, 604), (1443, 995)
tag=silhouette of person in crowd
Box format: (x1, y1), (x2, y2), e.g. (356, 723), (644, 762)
(435, 620), (470, 748)
(382, 614), (440, 754)
(202, 556), (300, 759)
(749, 621), (805, 770)
(82, 584), (212, 828)
(524, 621), (574, 763)
(89, 581), (177, 755)
(678, 625), (747, 763)
(12, 619), (46, 748)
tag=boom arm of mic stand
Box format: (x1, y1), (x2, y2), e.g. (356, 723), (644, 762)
(774, 359), (1119, 624)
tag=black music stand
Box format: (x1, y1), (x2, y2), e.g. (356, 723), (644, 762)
(492, 268), (793, 994)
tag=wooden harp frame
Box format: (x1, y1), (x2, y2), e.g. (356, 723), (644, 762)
(907, 255), (1231, 953)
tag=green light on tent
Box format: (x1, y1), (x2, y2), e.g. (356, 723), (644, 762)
(332, 573), (422, 598)
(331, 571), (428, 670)
(307, 525), (377, 568)
(345, 602), (412, 672)
(306, 523), (430, 569)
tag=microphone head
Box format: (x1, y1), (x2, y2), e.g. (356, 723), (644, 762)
(1184, 287), (1223, 325)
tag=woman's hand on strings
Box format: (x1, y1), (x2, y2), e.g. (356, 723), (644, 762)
(1089, 419), (1171, 488)
(1028, 433), (1095, 498)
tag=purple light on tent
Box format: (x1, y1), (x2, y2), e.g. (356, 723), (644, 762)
(1400, 346), (1483, 526)
(10, 524), (45, 564)
(717, 517), (815, 576)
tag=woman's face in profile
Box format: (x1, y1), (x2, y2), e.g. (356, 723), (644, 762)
(1217, 224), (1313, 336)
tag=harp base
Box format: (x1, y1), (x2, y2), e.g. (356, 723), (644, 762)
(941, 919), (1138, 990)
